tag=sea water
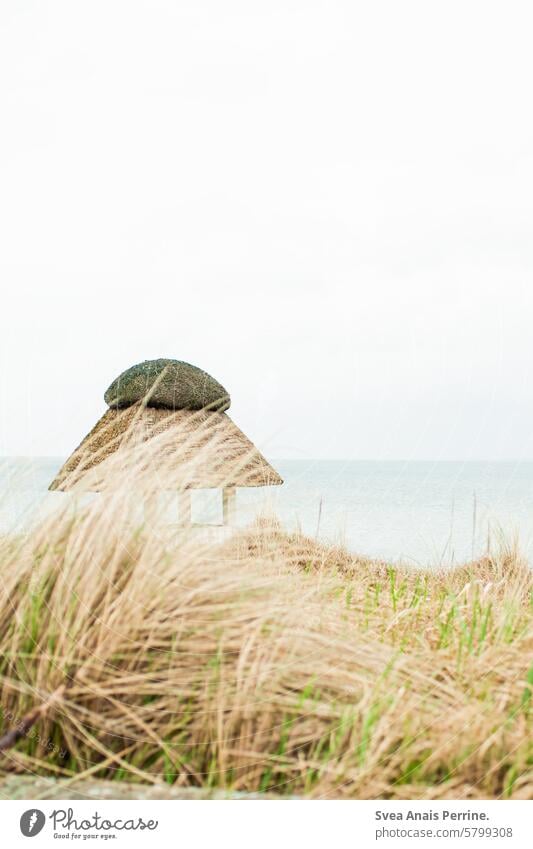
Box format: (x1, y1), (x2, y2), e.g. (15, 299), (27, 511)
(2, 457), (533, 566)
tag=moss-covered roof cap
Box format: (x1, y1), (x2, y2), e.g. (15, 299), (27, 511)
(104, 359), (230, 412)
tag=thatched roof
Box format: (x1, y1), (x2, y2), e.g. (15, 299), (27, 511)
(49, 403), (283, 492)
(104, 358), (231, 412)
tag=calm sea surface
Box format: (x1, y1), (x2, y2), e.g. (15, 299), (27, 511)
(2, 458), (533, 566)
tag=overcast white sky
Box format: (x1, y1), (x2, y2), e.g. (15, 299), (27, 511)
(1, 1), (533, 460)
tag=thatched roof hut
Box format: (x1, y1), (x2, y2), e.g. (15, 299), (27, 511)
(49, 359), (282, 525)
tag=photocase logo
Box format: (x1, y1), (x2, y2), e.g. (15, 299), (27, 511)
(18, 806), (159, 838)
(20, 809), (46, 837)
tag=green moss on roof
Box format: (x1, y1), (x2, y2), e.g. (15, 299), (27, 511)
(104, 359), (231, 412)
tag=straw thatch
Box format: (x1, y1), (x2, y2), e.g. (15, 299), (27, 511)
(49, 403), (283, 492)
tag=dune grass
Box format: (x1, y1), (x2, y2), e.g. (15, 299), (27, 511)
(0, 431), (531, 799)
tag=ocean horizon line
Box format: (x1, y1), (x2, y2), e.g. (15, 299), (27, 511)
(4, 455), (533, 465)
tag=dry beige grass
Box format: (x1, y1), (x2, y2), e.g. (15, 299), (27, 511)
(0, 431), (532, 799)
